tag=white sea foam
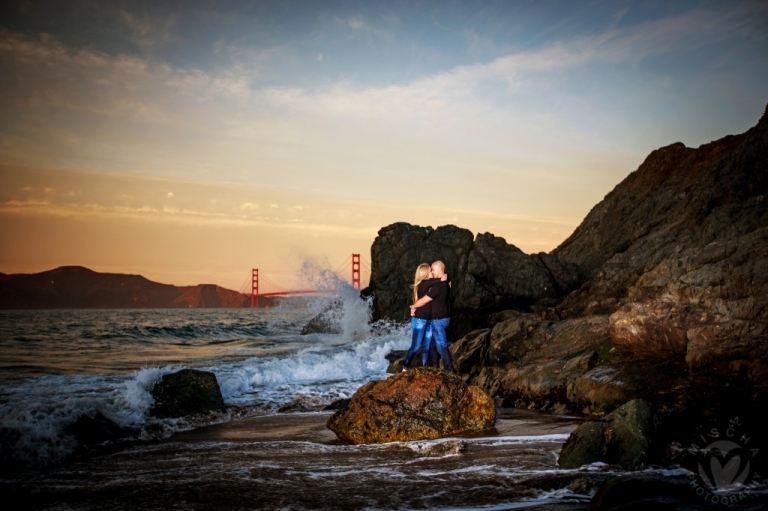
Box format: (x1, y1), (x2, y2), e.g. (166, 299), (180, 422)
(0, 365), (188, 467)
(465, 434), (572, 445)
(0, 277), (410, 468)
(216, 321), (409, 409)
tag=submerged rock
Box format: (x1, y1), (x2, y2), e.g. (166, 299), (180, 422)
(150, 369), (226, 418)
(392, 439), (468, 457)
(300, 299), (343, 335)
(64, 411), (139, 445)
(558, 399), (653, 470)
(279, 395), (349, 413)
(322, 398), (351, 411)
(327, 367), (495, 444)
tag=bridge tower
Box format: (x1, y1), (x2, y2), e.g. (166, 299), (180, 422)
(351, 253), (361, 291)
(250, 268), (259, 308)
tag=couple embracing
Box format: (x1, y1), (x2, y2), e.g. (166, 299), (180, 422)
(402, 260), (454, 373)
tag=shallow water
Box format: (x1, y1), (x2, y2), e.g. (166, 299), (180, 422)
(4, 410), (619, 510)
(0, 300), (716, 509)
(0, 297), (398, 468)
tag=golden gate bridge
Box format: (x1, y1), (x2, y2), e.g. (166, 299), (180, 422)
(238, 253), (372, 308)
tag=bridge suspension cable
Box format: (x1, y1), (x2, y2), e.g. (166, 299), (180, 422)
(247, 253), (370, 308)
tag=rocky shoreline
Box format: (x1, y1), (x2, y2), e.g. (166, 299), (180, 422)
(357, 104), (768, 499)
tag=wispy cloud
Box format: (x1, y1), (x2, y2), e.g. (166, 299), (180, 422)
(115, 6), (176, 49)
(259, 7), (761, 124)
(339, 15), (367, 31)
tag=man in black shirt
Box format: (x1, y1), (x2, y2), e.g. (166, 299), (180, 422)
(410, 260), (454, 372)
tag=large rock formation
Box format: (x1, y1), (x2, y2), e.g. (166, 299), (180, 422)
(326, 367), (495, 444)
(366, 225), (583, 338)
(368, 105), (768, 467)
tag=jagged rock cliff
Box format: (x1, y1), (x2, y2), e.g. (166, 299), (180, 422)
(371, 104), (768, 447)
(447, 104), (768, 436)
(366, 224), (583, 338)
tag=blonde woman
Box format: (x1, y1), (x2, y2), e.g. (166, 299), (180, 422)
(402, 263), (436, 370)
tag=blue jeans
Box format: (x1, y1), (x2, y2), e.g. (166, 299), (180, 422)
(430, 317), (454, 372)
(404, 318), (432, 369)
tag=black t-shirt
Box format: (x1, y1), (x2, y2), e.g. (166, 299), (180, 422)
(413, 279), (435, 320)
(426, 279), (450, 319)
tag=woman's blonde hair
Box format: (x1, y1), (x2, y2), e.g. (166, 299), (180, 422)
(412, 263), (431, 303)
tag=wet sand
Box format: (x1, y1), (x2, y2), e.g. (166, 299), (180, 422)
(167, 407), (581, 444)
(3, 409), (621, 511)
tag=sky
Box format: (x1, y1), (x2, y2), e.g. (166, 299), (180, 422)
(1, 0), (767, 292)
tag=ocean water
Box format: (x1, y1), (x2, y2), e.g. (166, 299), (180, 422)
(0, 285), (400, 468)
(1, 286), (738, 510)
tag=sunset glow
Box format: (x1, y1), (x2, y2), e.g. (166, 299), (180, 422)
(1, 1), (767, 291)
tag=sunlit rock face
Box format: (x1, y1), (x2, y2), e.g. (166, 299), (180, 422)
(362, 105), (768, 473)
(552, 104), (768, 324)
(326, 367), (495, 444)
(381, 104), (768, 438)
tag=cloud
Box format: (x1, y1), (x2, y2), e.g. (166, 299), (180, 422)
(167, 192), (174, 198)
(336, 15), (368, 31)
(257, 6), (763, 125)
(115, 6), (176, 49)
(0, 28), (249, 118)
(240, 202), (259, 210)
(0, 197), (372, 236)
(165, 68), (251, 102)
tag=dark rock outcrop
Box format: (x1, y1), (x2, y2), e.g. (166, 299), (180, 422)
(449, 313), (628, 414)
(558, 399), (653, 470)
(327, 367), (495, 444)
(150, 369), (227, 418)
(322, 398), (351, 411)
(368, 223), (474, 324)
(64, 412), (139, 446)
(300, 299), (343, 335)
(368, 104), (768, 470)
(367, 224), (583, 339)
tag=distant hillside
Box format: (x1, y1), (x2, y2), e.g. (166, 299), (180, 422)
(0, 266), (259, 308)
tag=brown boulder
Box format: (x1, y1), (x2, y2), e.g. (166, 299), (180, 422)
(566, 366), (631, 415)
(456, 313), (616, 412)
(326, 367), (495, 444)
